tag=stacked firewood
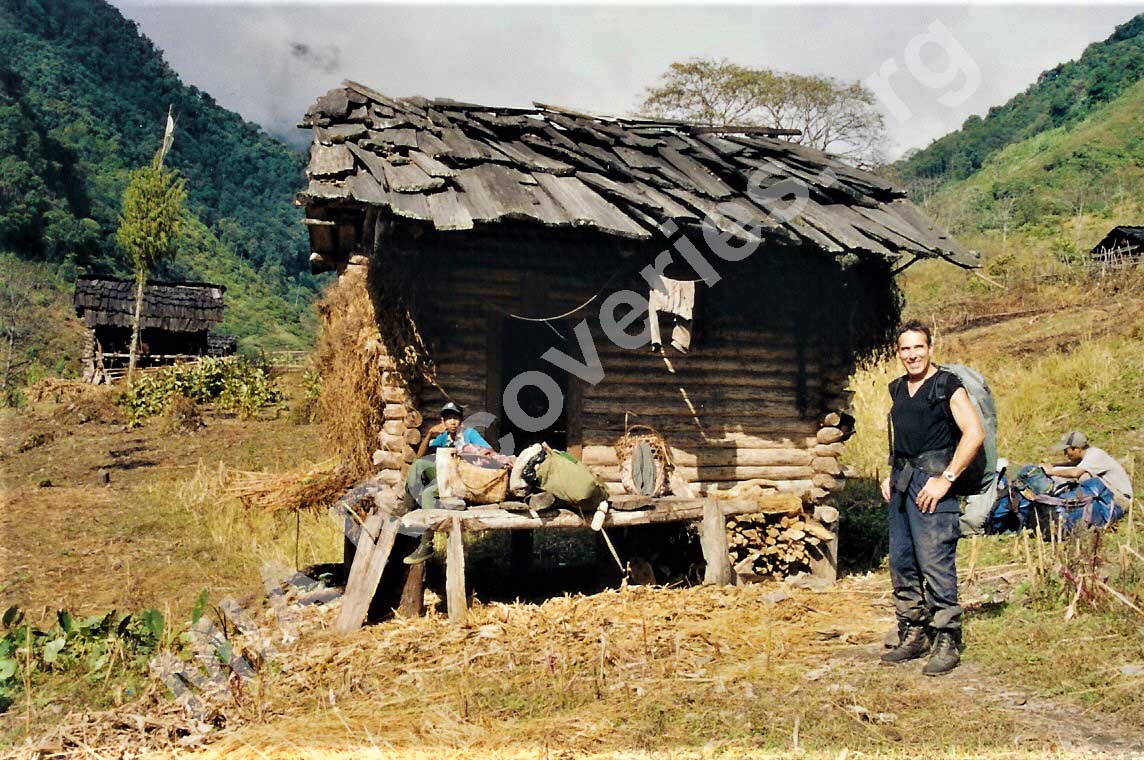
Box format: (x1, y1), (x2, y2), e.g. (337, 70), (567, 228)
(727, 511), (835, 578)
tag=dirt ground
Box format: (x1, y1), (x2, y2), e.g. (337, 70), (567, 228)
(0, 398), (327, 619)
(2, 393), (1143, 758)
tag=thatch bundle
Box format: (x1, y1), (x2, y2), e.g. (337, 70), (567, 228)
(314, 269), (388, 480)
(227, 461), (353, 513)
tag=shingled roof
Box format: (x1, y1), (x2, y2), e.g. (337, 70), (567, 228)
(74, 276), (225, 333)
(298, 81), (976, 267)
(1091, 225), (1144, 255)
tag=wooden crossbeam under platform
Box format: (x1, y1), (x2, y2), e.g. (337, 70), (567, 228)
(336, 492), (837, 633)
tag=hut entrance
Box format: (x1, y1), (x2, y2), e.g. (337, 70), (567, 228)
(499, 318), (569, 452)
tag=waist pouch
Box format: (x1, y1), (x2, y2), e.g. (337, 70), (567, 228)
(892, 449), (954, 493)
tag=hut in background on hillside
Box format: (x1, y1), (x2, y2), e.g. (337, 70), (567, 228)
(1091, 225), (1144, 274)
(298, 81), (975, 591)
(74, 276), (233, 384)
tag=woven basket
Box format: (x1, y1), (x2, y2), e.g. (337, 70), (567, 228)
(614, 423), (673, 497)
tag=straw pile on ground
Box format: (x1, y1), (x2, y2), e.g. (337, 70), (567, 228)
(227, 460), (353, 513)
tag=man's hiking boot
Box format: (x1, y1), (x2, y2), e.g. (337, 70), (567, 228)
(404, 534), (435, 565)
(922, 630), (961, 676)
(879, 624), (931, 664)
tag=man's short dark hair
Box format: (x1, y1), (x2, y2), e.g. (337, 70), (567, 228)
(896, 319), (932, 347)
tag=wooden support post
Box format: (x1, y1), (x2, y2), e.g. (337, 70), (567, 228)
(445, 514), (467, 624)
(510, 530), (534, 580)
(398, 562), (426, 618)
(335, 512), (399, 634)
(700, 501), (732, 585)
(808, 504), (839, 585)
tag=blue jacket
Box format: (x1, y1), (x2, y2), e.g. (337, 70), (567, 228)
(430, 427), (491, 449)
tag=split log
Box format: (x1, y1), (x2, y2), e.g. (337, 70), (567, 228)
(593, 464), (816, 482)
(812, 473), (839, 490)
(371, 450), (403, 470)
(404, 428), (422, 445)
(377, 434), (405, 453)
(382, 386), (410, 404)
(404, 409), (423, 429)
(383, 403), (407, 421)
(382, 420), (405, 436)
(812, 457), (842, 475)
(816, 427), (845, 444)
(814, 442), (846, 457)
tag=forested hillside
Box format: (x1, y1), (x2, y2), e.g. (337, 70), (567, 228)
(918, 78), (1144, 241)
(893, 13), (1144, 195)
(0, 0), (319, 367)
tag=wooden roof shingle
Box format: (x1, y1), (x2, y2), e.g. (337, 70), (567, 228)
(298, 81), (977, 267)
(74, 277), (225, 332)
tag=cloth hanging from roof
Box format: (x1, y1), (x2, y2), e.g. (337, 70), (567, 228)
(648, 278), (695, 354)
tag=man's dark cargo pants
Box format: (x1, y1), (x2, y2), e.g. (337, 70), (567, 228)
(888, 466), (962, 632)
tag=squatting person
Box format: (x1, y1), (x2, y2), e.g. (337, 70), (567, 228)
(402, 402), (492, 565)
(879, 320), (985, 676)
(1044, 430), (1134, 514)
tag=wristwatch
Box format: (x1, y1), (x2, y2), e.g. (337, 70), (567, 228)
(941, 470), (957, 483)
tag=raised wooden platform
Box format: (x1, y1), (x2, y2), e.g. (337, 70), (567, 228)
(334, 492), (835, 633)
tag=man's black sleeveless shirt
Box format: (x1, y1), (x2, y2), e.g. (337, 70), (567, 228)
(890, 369), (964, 458)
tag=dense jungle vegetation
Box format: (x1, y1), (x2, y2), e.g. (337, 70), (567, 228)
(0, 0), (320, 387)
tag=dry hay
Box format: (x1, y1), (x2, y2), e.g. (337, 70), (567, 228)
(196, 580), (890, 757)
(227, 460), (353, 514)
(26, 377), (125, 425)
(25, 377), (99, 404)
(313, 270), (387, 480)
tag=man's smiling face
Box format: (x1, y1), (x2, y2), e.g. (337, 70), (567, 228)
(897, 329), (933, 380)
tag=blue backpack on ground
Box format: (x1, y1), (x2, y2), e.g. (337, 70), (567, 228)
(987, 463), (1123, 535)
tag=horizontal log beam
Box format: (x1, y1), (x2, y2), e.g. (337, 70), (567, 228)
(400, 494), (798, 532)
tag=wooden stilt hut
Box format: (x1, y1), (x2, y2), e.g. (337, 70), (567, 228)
(299, 82), (976, 619)
(73, 276), (232, 383)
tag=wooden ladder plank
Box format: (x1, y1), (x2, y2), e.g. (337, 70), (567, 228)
(335, 511), (400, 633)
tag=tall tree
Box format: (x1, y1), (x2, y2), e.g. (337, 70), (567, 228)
(116, 112), (185, 383)
(640, 58), (886, 166)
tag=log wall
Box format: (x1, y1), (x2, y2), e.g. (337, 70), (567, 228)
(356, 224), (862, 504)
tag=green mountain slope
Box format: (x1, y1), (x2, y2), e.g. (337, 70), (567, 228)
(894, 13), (1144, 192)
(0, 0), (319, 352)
(922, 78), (1144, 236)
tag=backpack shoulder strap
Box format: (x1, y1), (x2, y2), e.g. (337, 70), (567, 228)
(886, 375), (906, 466)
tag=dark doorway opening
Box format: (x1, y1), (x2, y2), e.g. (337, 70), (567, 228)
(498, 318), (570, 451)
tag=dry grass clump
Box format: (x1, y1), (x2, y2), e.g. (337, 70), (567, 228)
(26, 377), (125, 425)
(314, 270), (387, 480)
(227, 460), (353, 514)
(163, 393), (204, 434)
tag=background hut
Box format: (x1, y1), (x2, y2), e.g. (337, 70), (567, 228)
(74, 276), (231, 383)
(1090, 225), (1144, 274)
(300, 81), (975, 583)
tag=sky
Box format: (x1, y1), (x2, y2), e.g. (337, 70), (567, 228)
(111, 2), (1143, 158)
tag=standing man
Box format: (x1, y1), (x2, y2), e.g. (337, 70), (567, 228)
(1044, 431), (1134, 513)
(880, 320), (985, 676)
